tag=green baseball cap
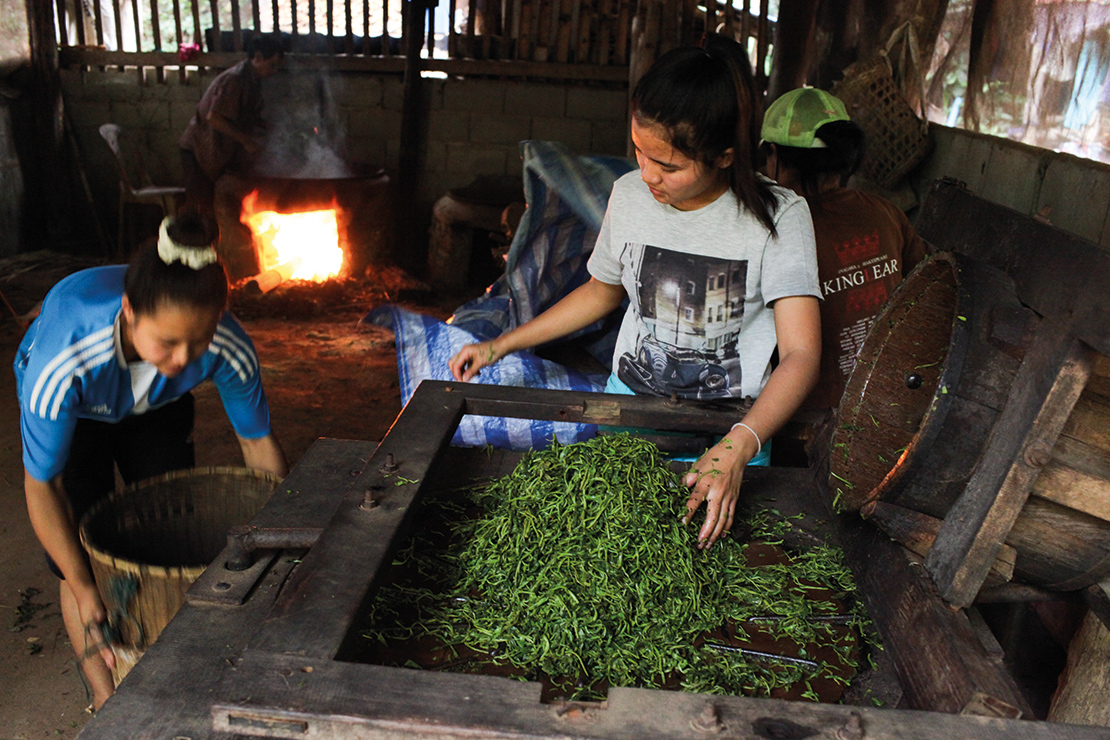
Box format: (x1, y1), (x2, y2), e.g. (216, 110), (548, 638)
(761, 87), (851, 149)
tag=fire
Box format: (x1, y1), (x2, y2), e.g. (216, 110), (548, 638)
(241, 190), (344, 282)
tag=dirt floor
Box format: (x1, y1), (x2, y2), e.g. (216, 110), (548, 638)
(0, 251), (468, 739)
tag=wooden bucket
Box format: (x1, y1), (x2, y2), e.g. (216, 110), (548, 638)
(829, 251), (1110, 591)
(79, 467), (278, 683)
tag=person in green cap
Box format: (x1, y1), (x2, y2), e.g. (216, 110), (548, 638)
(760, 87), (930, 413)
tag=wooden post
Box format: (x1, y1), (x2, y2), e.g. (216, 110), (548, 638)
(209, 0), (222, 50)
(925, 327), (1097, 607)
(230, 0), (243, 50)
(862, 500), (1016, 586)
(396, 0), (427, 268)
(189, 0), (200, 45)
(836, 510), (1031, 716)
(172, 0), (184, 80)
(766, 0), (819, 100)
(25, 0), (76, 247)
(1047, 610), (1110, 726)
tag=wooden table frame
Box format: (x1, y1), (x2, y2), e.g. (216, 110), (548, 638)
(77, 380), (1110, 739)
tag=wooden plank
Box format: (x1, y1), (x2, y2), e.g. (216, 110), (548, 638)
(231, 0), (243, 50)
(755, 0), (769, 88)
(516, 0), (531, 58)
(172, 0), (184, 80)
(346, 0), (354, 52)
(415, 380), (757, 433)
(1088, 579), (1110, 631)
(862, 500), (1016, 584)
(925, 327), (1097, 607)
(208, 0), (221, 50)
(916, 180), (1110, 359)
(362, 0), (370, 53)
(464, 0), (476, 56)
(252, 0), (261, 31)
(740, 0), (750, 47)
(110, 0), (123, 65)
(381, 0), (389, 55)
(1032, 439), (1110, 522)
(327, 0), (335, 47)
(75, 554), (302, 739)
(188, 0), (200, 45)
(211, 648), (1105, 740)
(308, 0), (315, 36)
(1047, 610), (1110, 726)
(55, 0), (69, 45)
(613, 0), (627, 64)
(836, 511), (1033, 717)
(73, 0), (87, 46)
(247, 382), (463, 659)
(92, 0), (106, 46)
(58, 45), (632, 78)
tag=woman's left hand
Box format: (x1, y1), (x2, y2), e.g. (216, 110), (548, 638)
(682, 437), (750, 550)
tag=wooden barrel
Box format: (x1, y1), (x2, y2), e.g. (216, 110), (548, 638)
(79, 467), (278, 683)
(829, 251), (1110, 591)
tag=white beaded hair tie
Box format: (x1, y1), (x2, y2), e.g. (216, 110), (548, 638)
(157, 217), (219, 270)
(730, 421), (762, 456)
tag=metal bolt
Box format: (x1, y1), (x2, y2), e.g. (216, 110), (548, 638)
(905, 373), (923, 389)
(665, 391), (680, 407)
(379, 453), (400, 474)
(690, 702), (724, 733)
(360, 489), (379, 511)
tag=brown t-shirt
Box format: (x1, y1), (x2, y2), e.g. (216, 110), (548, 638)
(804, 187), (929, 411)
(179, 59), (264, 181)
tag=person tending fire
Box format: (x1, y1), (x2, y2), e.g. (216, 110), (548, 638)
(14, 212), (288, 711)
(179, 35), (284, 215)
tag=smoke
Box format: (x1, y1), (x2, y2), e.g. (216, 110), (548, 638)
(257, 68), (354, 179)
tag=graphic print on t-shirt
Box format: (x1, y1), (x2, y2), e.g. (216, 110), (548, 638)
(616, 244), (747, 400)
(820, 229), (900, 382)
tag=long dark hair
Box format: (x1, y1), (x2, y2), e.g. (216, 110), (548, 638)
(631, 33), (779, 234)
(762, 120), (867, 207)
(124, 211), (229, 316)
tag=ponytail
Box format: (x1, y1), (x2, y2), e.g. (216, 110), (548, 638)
(124, 211), (229, 316)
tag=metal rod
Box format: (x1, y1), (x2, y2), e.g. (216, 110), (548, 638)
(703, 642), (820, 669)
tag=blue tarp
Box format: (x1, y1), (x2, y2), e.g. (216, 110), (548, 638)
(365, 140), (635, 450)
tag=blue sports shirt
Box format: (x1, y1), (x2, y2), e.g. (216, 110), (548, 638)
(15, 266), (272, 482)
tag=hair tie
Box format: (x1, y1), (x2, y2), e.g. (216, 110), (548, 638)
(157, 217), (219, 270)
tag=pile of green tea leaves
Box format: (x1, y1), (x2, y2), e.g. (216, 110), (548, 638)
(361, 434), (876, 700)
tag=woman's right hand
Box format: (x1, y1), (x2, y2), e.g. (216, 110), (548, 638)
(449, 341), (500, 382)
(73, 580), (115, 670)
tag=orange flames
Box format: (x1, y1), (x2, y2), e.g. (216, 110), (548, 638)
(241, 190), (344, 282)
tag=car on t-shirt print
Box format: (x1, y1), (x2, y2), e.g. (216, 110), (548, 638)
(617, 245), (747, 400)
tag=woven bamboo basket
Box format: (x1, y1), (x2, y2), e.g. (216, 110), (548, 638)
(832, 56), (932, 190)
(79, 467), (278, 684)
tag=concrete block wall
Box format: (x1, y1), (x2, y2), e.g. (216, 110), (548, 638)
(60, 65), (629, 249)
(911, 125), (1110, 250)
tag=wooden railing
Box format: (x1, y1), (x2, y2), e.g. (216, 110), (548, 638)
(54, 0), (775, 82)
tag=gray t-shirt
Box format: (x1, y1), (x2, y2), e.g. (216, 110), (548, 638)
(587, 172), (819, 401)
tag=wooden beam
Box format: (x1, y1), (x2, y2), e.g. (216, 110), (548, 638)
(915, 180), (1110, 359)
(925, 325), (1096, 607)
(1047, 610), (1110, 726)
(247, 380), (465, 659)
(57, 47), (631, 79)
(836, 511), (1032, 717)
